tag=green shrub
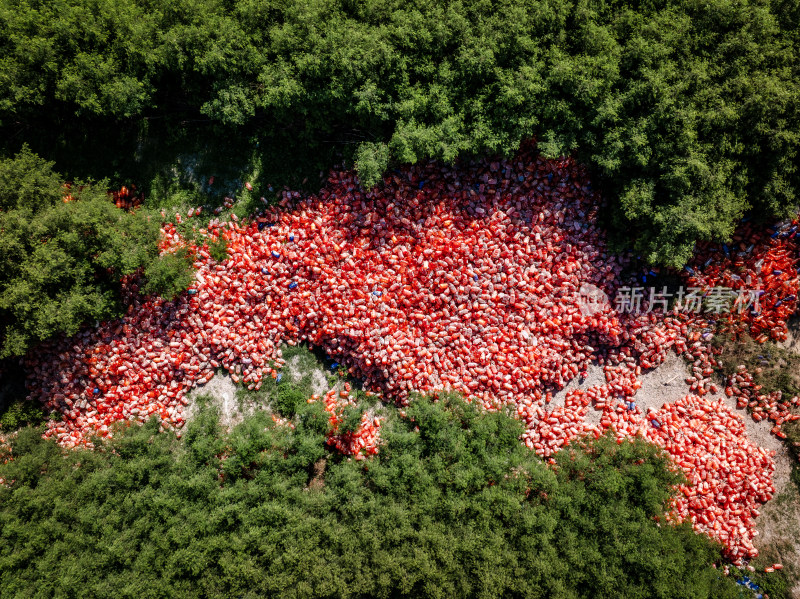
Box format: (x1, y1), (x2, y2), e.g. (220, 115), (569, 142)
(273, 384), (305, 418)
(1, 0), (798, 266)
(0, 395), (741, 598)
(0, 399), (46, 431)
(207, 236), (229, 262)
(141, 248), (196, 300)
(336, 403), (364, 435)
(0, 147), (194, 356)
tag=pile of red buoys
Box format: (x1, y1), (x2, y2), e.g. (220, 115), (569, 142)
(313, 384), (383, 459)
(560, 393), (776, 563)
(111, 185), (144, 210)
(688, 218), (800, 343)
(22, 141), (800, 562)
(650, 395), (775, 563)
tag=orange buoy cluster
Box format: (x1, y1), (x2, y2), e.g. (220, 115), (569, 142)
(650, 395), (774, 563)
(61, 183), (143, 208)
(313, 384), (383, 459)
(112, 185), (144, 210)
(687, 218), (800, 342)
(22, 142), (800, 562)
(26, 144), (630, 445)
(62, 182), (76, 203)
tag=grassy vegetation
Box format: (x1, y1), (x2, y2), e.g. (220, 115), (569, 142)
(4, 118), (339, 217)
(728, 564), (790, 599)
(0, 399), (47, 432)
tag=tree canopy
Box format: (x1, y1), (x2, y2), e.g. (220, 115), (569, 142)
(0, 147), (192, 358)
(0, 395), (742, 598)
(1, 0), (798, 266)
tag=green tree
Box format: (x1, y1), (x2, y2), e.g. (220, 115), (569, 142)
(0, 147), (192, 357)
(1, 0), (798, 266)
(0, 395), (742, 598)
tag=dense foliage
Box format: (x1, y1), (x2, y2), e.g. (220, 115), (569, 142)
(1, 0), (798, 265)
(0, 148), (192, 358)
(0, 395), (741, 598)
(0, 398), (46, 431)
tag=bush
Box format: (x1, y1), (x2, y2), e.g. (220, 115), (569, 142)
(0, 147), (194, 357)
(336, 403), (365, 435)
(0, 395), (741, 598)
(207, 236), (229, 262)
(0, 399), (46, 431)
(273, 384), (305, 418)
(141, 248), (196, 300)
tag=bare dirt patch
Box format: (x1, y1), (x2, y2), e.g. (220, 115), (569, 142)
(550, 362), (605, 426)
(285, 353), (331, 397)
(185, 343), (340, 430)
(550, 362), (606, 408)
(185, 370), (249, 429)
(779, 315), (800, 355)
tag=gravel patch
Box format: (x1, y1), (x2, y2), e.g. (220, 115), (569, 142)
(185, 371), (249, 429)
(285, 354), (331, 396)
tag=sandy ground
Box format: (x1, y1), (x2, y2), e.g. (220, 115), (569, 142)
(186, 350), (338, 430)
(780, 315), (800, 354)
(184, 370), (244, 429)
(755, 483), (800, 597)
